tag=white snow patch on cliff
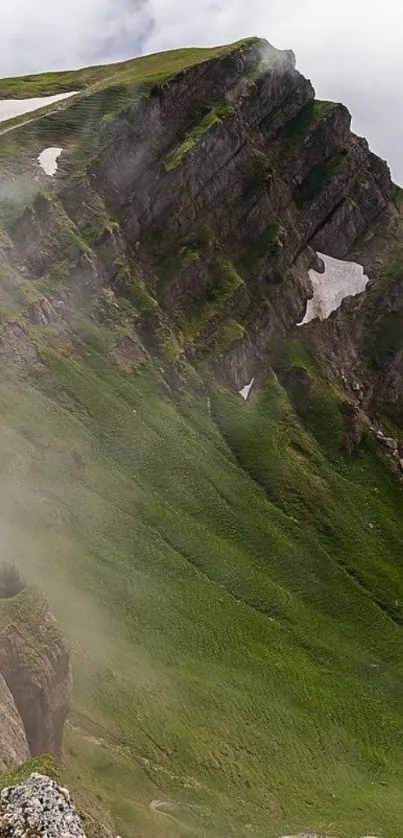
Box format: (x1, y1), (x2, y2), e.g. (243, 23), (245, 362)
(0, 92), (77, 125)
(239, 378), (255, 401)
(38, 147), (63, 176)
(299, 253), (369, 325)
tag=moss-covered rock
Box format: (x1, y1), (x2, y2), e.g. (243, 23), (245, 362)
(0, 756), (58, 792)
(0, 589), (72, 760)
(0, 675), (30, 773)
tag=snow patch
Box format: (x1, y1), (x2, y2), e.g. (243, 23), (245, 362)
(38, 147), (63, 176)
(0, 91), (77, 125)
(299, 253), (369, 325)
(239, 378), (255, 401)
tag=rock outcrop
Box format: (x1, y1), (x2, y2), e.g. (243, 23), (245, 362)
(0, 588), (72, 759)
(0, 675), (30, 772)
(0, 773), (86, 838)
(1, 37), (398, 397)
(84, 38), (395, 388)
(298, 199), (403, 425)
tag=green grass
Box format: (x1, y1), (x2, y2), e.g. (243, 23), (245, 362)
(0, 261), (38, 323)
(156, 246), (202, 297)
(0, 755), (57, 791)
(0, 317), (403, 837)
(0, 39), (258, 175)
(181, 258), (243, 342)
(0, 41), (259, 99)
(0, 40), (255, 160)
(164, 105), (236, 171)
(112, 258), (157, 315)
(201, 318), (245, 357)
(365, 250), (403, 311)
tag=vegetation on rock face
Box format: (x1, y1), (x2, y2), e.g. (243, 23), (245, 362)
(112, 259), (157, 314)
(0, 41), (259, 100)
(181, 258), (244, 342)
(0, 40), (257, 175)
(0, 756), (57, 792)
(285, 99), (337, 143)
(164, 104), (236, 170)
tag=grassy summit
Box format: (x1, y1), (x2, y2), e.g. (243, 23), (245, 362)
(0, 39), (257, 142)
(0, 42), (252, 99)
(0, 38), (260, 175)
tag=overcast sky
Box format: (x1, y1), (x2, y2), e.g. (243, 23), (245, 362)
(0, 0), (402, 183)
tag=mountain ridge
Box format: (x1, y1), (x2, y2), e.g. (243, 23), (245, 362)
(0, 36), (402, 838)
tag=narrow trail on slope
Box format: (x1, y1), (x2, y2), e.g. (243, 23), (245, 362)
(0, 92), (78, 137)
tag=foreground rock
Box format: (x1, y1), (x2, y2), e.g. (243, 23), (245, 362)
(0, 588), (72, 758)
(0, 675), (30, 772)
(0, 773), (86, 838)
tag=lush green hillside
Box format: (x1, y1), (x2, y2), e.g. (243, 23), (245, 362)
(0, 39), (255, 148)
(0, 313), (401, 838)
(0, 42), (249, 99)
(0, 39), (403, 838)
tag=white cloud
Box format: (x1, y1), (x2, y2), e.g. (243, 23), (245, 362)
(0, 0), (151, 75)
(0, 0), (402, 182)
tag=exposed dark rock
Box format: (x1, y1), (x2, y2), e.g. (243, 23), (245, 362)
(0, 676), (30, 772)
(0, 37), (400, 415)
(0, 589), (72, 759)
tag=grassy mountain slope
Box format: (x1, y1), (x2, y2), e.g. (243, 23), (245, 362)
(0, 39), (254, 145)
(0, 43), (247, 99)
(0, 316), (402, 838)
(0, 41), (403, 838)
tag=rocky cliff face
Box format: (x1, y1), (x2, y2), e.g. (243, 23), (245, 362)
(0, 589), (72, 761)
(78, 40), (396, 388)
(2, 37), (399, 400)
(298, 198), (403, 430)
(0, 676), (30, 772)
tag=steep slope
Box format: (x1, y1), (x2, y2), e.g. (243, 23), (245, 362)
(0, 37), (402, 838)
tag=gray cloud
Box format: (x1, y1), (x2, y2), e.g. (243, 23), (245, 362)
(0, 0), (402, 182)
(0, 0), (152, 74)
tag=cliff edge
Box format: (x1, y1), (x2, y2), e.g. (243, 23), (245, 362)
(0, 587), (72, 761)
